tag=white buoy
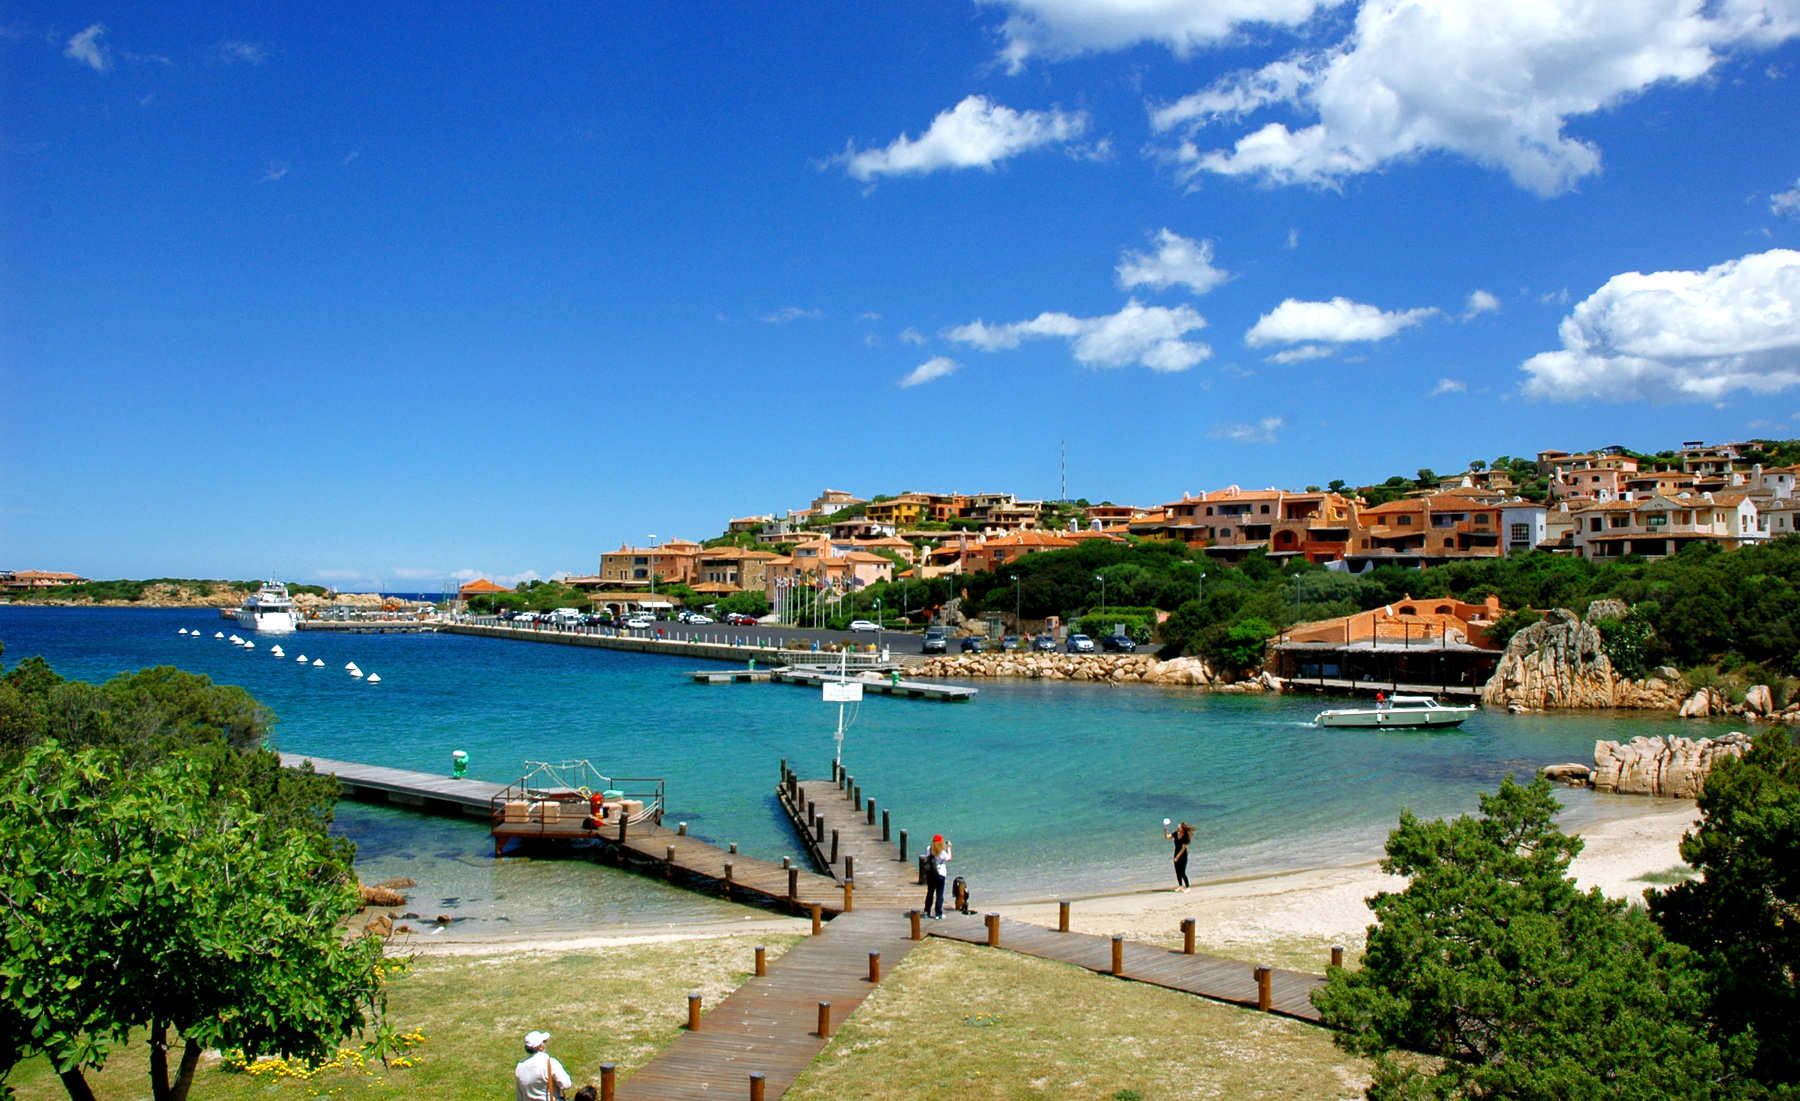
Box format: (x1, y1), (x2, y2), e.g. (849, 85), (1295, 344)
(312, 659), (324, 667)
(367, 673), (381, 683)
(350, 669), (363, 678)
(245, 641), (255, 650)
(215, 632), (225, 639)
(178, 628), (188, 635)
(296, 654), (307, 663)
(345, 662), (358, 671)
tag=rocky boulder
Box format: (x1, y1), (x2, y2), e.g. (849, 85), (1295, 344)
(1592, 732), (1752, 797)
(1540, 763), (1592, 785)
(911, 653), (1229, 687)
(1481, 605), (1681, 711)
(1745, 684), (1775, 715)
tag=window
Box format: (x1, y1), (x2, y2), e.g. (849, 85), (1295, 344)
(1260, 504), (1270, 514)
(1474, 514), (1489, 525)
(1611, 515), (1629, 528)
(1444, 538), (1454, 548)
(1511, 522), (1529, 543)
(1205, 507), (1213, 516)
(1590, 518), (1603, 532)
(1400, 605), (1417, 614)
(1398, 515), (1413, 526)
(1436, 605), (1454, 614)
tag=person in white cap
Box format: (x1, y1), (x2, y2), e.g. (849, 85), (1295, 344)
(515, 1030), (571, 1101)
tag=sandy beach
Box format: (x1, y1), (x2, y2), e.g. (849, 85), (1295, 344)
(392, 798), (1702, 963)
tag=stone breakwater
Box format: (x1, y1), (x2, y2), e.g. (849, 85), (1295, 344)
(1589, 732), (1752, 798)
(911, 653), (1283, 690)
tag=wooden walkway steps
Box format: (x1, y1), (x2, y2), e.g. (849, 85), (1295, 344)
(279, 752), (501, 817)
(925, 911), (1326, 1022)
(770, 668), (976, 702)
(615, 909), (920, 1101)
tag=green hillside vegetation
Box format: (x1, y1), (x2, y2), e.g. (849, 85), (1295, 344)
(4, 579), (335, 603)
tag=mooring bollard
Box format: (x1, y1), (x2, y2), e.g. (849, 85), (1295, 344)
(678, 821), (687, 837)
(868, 951), (881, 982)
(1182, 918), (1196, 955)
(782, 855), (791, 869)
(724, 861), (734, 899)
(688, 992), (702, 1030)
(867, 798), (876, 825)
(665, 845), (676, 878)
(898, 828), (908, 861)
(788, 867), (799, 912)
(847, 774), (856, 799)
(1255, 966), (1272, 1012)
(815, 817), (825, 843)
(811, 903), (822, 935)
(755, 945), (767, 977)
(619, 814), (629, 844)
(807, 799), (816, 822)
(843, 878), (854, 912)
(779, 757), (787, 783)
(730, 842), (738, 855)
(1058, 900), (1070, 932)
(600, 1063), (615, 1101)
(909, 908), (922, 940)
(882, 809), (891, 841)
(817, 1000), (832, 1039)
(830, 829), (839, 864)
(917, 855), (927, 885)
(853, 785), (862, 811)
(1331, 944), (1345, 969)
(750, 1071), (765, 1101)
(1107, 935), (1123, 976)
(845, 855), (855, 881)
(986, 912), (1001, 947)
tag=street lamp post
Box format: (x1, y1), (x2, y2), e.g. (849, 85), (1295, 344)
(1012, 575), (1021, 638)
(1095, 573), (1106, 624)
(649, 535), (657, 599)
(873, 597), (883, 651)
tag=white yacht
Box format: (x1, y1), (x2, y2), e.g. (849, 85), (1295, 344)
(236, 580), (298, 633)
(1314, 695), (1475, 729)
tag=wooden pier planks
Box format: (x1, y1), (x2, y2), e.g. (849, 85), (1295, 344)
(925, 912), (1326, 1022)
(769, 669), (976, 701)
(778, 775), (921, 913)
(278, 752), (502, 816)
(614, 910), (920, 1101)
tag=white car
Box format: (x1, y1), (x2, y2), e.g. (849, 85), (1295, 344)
(686, 614), (714, 624)
(847, 620), (880, 632)
(623, 616), (654, 629)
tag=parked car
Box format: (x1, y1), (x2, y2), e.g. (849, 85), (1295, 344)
(687, 614), (714, 624)
(1000, 635), (1020, 651)
(921, 627), (948, 654)
(724, 612), (758, 626)
(623, 616), (653, 629)
(847, 620), (880, 633)
(1101, 634), (1137, 652)
(960, 636), (986, 653)
(512, 611), (540, 624)
(582, 614), (611, 627)
(1031, 634), (1057, 651)
(1066, 633), (1096, 653)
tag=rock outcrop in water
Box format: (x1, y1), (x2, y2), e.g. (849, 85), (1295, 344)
(1591, 732), (1752, 797)
(1481, 601), (1682, 711)
(911, 653), (1276, 689)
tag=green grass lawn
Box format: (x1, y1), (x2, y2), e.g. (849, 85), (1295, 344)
(6, 934), (801, 1101)
(786, 937), (1370, 1101)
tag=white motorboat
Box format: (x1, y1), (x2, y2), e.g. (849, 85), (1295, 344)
(1314, 695), (1475, 729)
(236, 580), (298, 633)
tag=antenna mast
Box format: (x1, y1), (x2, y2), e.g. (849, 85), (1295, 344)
(1061, 439), (1067, 502)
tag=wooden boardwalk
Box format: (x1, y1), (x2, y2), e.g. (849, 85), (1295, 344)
(776, 767), (923, 913)
(278, 752), (500, 817)
(770, 668), (976, 702)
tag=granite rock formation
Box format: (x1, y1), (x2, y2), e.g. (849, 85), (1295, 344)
(1481, 604), (1682, 711)
(1592, 732), (1752, 797)
(911, 653), (1247, 687)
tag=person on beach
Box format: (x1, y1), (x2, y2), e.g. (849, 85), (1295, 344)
(515, 1030), (571, 1101)
(1164, 821), (1193, 892)
(923, 834), (952, 918)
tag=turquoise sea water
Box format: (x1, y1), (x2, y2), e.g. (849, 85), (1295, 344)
(0, 607), (1718, 933)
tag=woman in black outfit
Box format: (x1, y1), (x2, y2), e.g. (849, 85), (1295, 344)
(1164, 821), (1193, 892)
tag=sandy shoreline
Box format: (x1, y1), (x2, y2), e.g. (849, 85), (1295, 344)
(397, 797), (1701, 960)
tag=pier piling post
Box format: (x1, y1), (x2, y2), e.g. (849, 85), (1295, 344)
(807, 799), (815, 821)
(666, 846), (675, 878)
(986, 913), (1001, 948)
(1059, 901), (1070, 932)
(816, 1001), (831, 1039)
(1254, 967), (1272, 1012)
(866, 798), (875, 825)
(688, 992), (702, 1031)
(679, 821), (687, 836)
(724, 862), (733, 899)
(843, 879), (853, 912)
(815, 817), (824, 843)
(898, 829), (908, 861)
(882, 810), (890, 841)
(788, 867), (799, 912)
(600, 1064), (615, 1101)
(830, 829), (839, 865)
(868, 951), (880, 983)
(846, 775), (855, 798)
(1182, 918), (1196, 955)
(779, 757), (787, 784)
(729, 842), (738, 854)
(755, 945), (766, 977)
(811, 903), (821, 935)
(844, 855), (854, 881)
(1111, 936), (1124, 976)
(917, 856), (926, 885)
(909, 909), (921, 940)
(619, 814), (628, 845)
(750, 1072), (765, 1101)
(782, 856), (790, 869)
(853, 785), (861, 811)
(1331, 945), (1344, 969)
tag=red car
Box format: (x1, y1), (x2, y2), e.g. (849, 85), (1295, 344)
(724, 612), (759, 625)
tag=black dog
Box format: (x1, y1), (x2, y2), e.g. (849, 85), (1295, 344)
(952, 875), (971, 915)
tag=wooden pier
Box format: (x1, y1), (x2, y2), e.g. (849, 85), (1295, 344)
(279, 753), (500, 817)
(298, 620), (442, 633)
(690, 668), (773, 684)
(770, 668), (977, 702)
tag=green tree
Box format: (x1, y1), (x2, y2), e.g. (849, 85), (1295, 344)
(1219, 617), (1274, 668)
(1315, 777), (1747, 1101)
(1650, 727), (1800, 1087)
(0, 743), (388, 1101)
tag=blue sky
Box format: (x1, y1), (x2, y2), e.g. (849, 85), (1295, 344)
(7, 0), (1800, 587)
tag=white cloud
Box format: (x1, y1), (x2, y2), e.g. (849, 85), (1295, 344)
(1433, 378), (1468, 394)
(1151, 0), (1800, 196)
(832, 95), (1088, 182)
(1245, 296), (1435, 346)
(761, 306), (822, 323)
(1462, 290), (1500, 320)
(947, 299), (1211, 372)
(1774, 178), (1800, 217)
(858, 312), (882, 322)
(1284, 227), (1300, 249)
(900, 356), (961, 388)
(64, 24), (108, 71)
(1521, 249), (1800, 402)
(899, 327), (928, 345)
(1210, 416), (1285, 443)
(1264, 343), (1334, 364)
(1116, 229), (1230, 295)
(217, 40), (267, 64)
(1538, 288), (1571, 306)
(981, 0), (1329, 71)
(260, 160), (289, 182)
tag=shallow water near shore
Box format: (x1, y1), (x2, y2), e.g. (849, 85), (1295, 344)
(1, 606), (1728, 933)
